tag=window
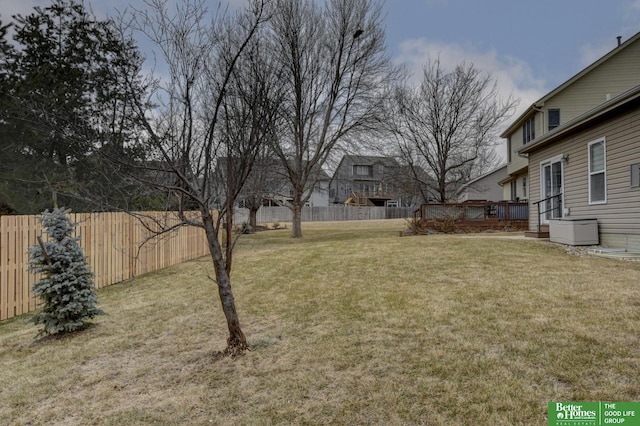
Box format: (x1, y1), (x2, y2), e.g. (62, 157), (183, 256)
(510, 181), (517, 200)
(522, 176), (527, 199)
(353, 165), (372, 176)
(522, 116), (535, 144)
(507, 137), (512, 162)
(588, 138), (606, 204)
(548, 109), (560, 131)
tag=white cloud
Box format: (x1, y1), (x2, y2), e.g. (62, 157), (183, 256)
(393, 38), (551, 161)
(394, 38), (547, 118)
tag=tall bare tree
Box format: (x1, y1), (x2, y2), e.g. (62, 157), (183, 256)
(391, 59), (517, 202)
(116, 0), (273, 355)
(216, 28), (283, 273)
(267, 0), (399, 238)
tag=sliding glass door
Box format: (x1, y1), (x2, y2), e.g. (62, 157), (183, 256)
(541, 158), (563, 222)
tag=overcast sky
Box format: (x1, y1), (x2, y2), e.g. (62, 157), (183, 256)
(2, 0), (640, 126)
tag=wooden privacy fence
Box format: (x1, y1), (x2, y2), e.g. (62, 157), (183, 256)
(234, 206), (415, 224)
(0, 211), (211, 321)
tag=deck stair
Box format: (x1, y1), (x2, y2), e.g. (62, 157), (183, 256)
(525, 224), (549, 239)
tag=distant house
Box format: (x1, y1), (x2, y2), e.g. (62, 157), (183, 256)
(455, 165), (508, 202)
(218, 157), (330, 208)
(329, 155), (401, 206)
(264, 165), (331, 208)
(501, 32), (640, 204)
(297, 168), (331, 207)
(520, 84), (640, 250)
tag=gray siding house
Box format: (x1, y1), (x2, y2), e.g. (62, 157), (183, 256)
(520, 84), (640, 251)
(455, 165), (508, 202)
(329, 155), (402, 205)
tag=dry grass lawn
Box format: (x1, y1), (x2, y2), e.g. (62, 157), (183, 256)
(1, 219), (640, 425)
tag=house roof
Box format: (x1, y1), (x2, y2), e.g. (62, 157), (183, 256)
(337, 154), (400, 167)
(330, 154), (401, 182)
(456, 164), (507, 194)
(520, 83), (640, 155)
(497, 164), (527, 185)
(501, 31), (640, 138)
(314, 168), (331, 181)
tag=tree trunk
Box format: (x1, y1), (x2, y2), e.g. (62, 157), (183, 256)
(291, 199), (303, 238)
(201, 210), (248, 355)
(225, 202), (233, 276)
(438, 173), (447, 203)
(249, 207), (258, 228)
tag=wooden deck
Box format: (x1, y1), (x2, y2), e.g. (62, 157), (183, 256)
(344, 190), (395, 207)
(414, 201), (530, 232)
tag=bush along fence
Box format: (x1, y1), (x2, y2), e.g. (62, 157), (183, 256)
(0, 211), (210, 321)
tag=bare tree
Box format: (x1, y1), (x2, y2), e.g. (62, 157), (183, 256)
(116, 0), (273, 355)
(267, 0), (399, 238)
(237, 147), (285, 228)
(215, 28), (283, 272)
(391, 59), (517, 202)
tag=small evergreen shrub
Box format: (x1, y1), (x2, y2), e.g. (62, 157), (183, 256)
(28, 208), (104, 337)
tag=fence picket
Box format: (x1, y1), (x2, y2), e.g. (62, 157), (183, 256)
(232, 206), (415, 225)
(1, 217), (9, 320)
(0, 211), (212, 322)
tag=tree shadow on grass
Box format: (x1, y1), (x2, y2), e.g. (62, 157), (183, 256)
(28, 322), (100, 346)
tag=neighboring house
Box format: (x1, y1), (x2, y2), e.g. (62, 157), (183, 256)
(218, 157), (331, 209)
(299, 168), (331, 207)
(500, 32), (640, 203)
(329, 155), (402, 206)
(520, 84), (640, 251)
(270, 166), (331, 207)
(456, 165), (508, 202)
(390, 163), (436, 206)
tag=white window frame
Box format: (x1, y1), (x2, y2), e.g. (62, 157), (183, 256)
(353, 165), (371, 177)
(588, 138), (607, 204)
(539, 154), (564, 223)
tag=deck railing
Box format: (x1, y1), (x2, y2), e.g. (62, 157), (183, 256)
(414, 201), (529, 226)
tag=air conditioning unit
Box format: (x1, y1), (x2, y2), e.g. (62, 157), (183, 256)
(549, 218), (599, 245)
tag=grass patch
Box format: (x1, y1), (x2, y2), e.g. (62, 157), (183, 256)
(1, 219), (640, 424)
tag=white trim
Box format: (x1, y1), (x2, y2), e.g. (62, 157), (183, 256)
(588, 137), (607, 205)
(541, 153), (565, 164)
